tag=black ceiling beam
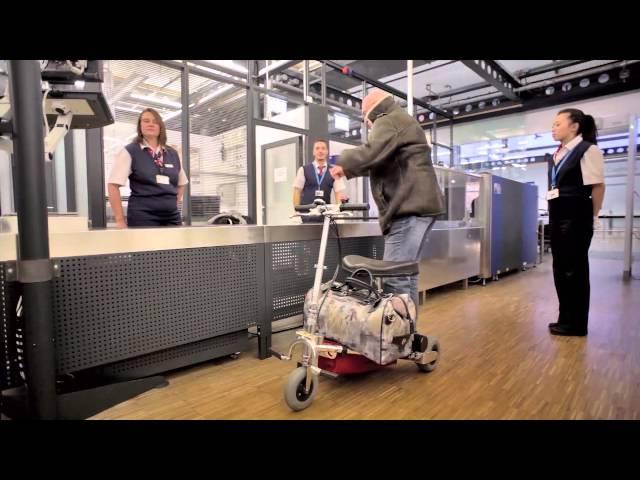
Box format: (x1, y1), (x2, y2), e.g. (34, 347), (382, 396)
(517, 60), (586, 78)
(420, 61), (640, 128)
(322, 60), (453, 119)
(460, 60), (520, 101)
(424, 62), (588, 102)
(420, 62), (590, 103)
(426, 81), (493, 102)
(268, 68), (363, 111)
(487, 61), (521, 86)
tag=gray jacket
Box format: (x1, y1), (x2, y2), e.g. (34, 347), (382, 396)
(337, 97), (445, 234)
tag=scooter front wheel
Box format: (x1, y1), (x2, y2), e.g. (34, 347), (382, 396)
(284, 366), (318, 411)
(417, 337), (440, 373)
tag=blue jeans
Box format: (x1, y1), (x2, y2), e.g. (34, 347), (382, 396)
(383, 216), (433, 309)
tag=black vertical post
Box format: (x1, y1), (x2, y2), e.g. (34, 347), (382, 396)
(181, 62), (192, 226)
(246, 61), (258, 224)
(361, 81), (370, 215)
(450, 118), (454, 168)
(64, 133), (76, 212)
(8, 60), (58, 419)
(85, 127), (106, 228)
(306, 103), (329, 165)
(44, 157), (56, 212)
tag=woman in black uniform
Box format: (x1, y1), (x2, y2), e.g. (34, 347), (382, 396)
(547, 108), (605, 336)
(107, 108), (189, 228)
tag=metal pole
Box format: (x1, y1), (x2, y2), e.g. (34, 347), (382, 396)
(361, 81), (368, 141)
(264, 60), (271, 121)
(8, 60), (58, 419)
(321, 63), (327, 106)
(433, 118), (438, 165)
(246, 61), (258, 224)
(361, 82), (369, 212)
(450, 119), (454, 168)
(181, 62), (191, 226)
(623, 114), (637, 281)
(303, 60), (310, 103)
(85, 128), (106, 228)
(64, 133), (76, 212)
(407, 60), (414, 116)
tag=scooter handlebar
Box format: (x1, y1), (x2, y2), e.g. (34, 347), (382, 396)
(340, 203), (369, 212)
(294, 204), (317, 212)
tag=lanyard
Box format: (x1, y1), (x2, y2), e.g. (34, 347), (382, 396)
(314, 165), (327, 188)
(146, 147), (165, 173)
(551, 149), (572, 188)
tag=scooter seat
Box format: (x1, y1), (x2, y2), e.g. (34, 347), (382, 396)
(342, 255), (419, 277)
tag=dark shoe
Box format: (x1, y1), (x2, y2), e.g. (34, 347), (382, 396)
(548, 322), (559, 329)
(549, 324), (587, 336)
(412, 334), (429, 353)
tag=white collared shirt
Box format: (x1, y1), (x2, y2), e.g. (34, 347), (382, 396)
(108, 141), (189, 186)
(293, 160), (346, 192)
(553, 134), (604, 186)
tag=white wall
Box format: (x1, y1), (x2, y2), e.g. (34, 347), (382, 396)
(53, 140), (67, 212)
(73, 130), (88, 219)
(0, 150), (13, 215)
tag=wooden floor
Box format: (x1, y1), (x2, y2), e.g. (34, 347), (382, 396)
(91, 255), (640, 420)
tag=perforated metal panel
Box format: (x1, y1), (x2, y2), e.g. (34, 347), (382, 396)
(53, 244), (261, 374)
(0, 264), (24, 390)
(93, 331), (247, 379)
(266, 236), (384, 321)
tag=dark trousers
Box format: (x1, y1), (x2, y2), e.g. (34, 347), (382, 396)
(549, 197), (594, 332)
(127, 209), (182, 227)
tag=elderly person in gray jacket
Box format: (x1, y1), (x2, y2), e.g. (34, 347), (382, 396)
(330, 89), (445, 307)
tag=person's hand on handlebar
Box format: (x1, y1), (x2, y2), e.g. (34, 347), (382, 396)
(330, 165), (345, 180)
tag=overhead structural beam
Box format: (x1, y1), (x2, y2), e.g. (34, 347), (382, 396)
(518, 60), (586, 78)
(258, 60), (301, 79)
(419, 61), (589, 104)
(268, 70), (363, 111)
(423, 81), (492, 103)
(461, 60), (520, 101)
(322, 60), (453, 119)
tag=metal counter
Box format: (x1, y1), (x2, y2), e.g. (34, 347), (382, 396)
(0, 219), (482, 292)
(0, 221), (382, 260)
(418, 223), (483, 292)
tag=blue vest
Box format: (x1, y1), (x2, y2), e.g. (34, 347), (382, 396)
(125, 143), (181, 214)
(301, 163), (335, 205)
(547, 140), (593, 199)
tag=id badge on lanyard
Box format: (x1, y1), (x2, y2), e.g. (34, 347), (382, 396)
(149, 148), (169, 185)
(314, 166), (327, 198)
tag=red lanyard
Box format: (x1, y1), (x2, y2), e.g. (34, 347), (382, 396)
(146, 147), (164, 168)
(553, 144), (565, 163)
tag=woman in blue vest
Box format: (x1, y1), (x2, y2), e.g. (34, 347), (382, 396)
(547, 108), (605, 336)
(292, 139), (346, 223)
(107, 108), (189, 228)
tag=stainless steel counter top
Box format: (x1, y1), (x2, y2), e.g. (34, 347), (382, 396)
(0, 221), (385, 260)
